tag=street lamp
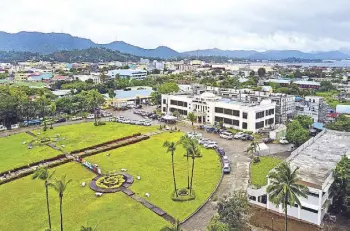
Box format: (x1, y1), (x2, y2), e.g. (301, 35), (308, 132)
(271, 217), (274, 231)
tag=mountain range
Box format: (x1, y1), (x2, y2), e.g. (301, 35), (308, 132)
(0, 31), (349, 60)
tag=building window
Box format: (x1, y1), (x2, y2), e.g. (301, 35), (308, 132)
(233, 110), (240, 117)
(214, 116), (224, 123)
(256, 111), (265, 119)
(269, 109), (274, 115)
(243, 112), (248, 119)
(268, 118), (274, 125)
(163, 99), (166, 104)
(224, 108), (233, 115)
(163, 107), (166, 112)
(178, 101), (184, 107)
(255, 121), (264, 129)
(249, 195), (256, 201)
(170, 100), (177, 105)
(302, 206), (318, 213)
(215, 107), (224, 113)
(242, 122), (247, 129)
(184, 102), (188, 107)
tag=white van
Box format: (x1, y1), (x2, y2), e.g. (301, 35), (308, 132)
(220, 131), (233, 140)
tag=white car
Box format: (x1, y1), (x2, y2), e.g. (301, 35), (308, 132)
(10, 124), (19, 130)
(220, 132), (233, 140)
(279, 137), (289, 144)
(222, 156), (230, 165)
(143, 121), (152, 126)
(234, 132), (245, 139)
(71, 116), (83, 121)
(198, 138), (210, 145)
(204, 141), (217, 149)
(130, 120), (138, 125)
(87, 114), (95, 119)
(0, 125), (6, 131)
(122, 119), (131, 124)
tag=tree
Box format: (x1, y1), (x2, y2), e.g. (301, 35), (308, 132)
(108, 89), (116, 99)
(158, 82), (179, 94)
(32, 168), (55, 230)
(246, 141), (260, 159)
(319, 81), (336, 92)
(163, 141), (178, 197)
(267, 162), (308, 231)
(206, 216), (229, 231)
(160, 220), (182, 231)
(85, 90), (105, 125)
(216, 191), (250, 231)
(257, 68), (266, 78)
(188, 139), (201, 195)
(187, 112), (196, 129)
(49, 175), (72, 231)
(249, 71), (255, 77)
(330, 155), (350, 216)
(286, 120), (309, 146)
(177, 135), (192, 189)
(150, 91), (161, 105)
(326, 114), (350, 132)
(38, 94), (51, 131)
(294, 115), (313, 129)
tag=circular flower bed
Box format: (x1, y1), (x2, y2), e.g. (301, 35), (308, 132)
(90, 173), (134, 193)
(96, 174), (126, 189)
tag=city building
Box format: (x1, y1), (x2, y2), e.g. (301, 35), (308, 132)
(73, 74), (101, 84)
(247, 130), (350, 226)
(270, 94), (296, 124)
(161, 92), (276, 133)
(294, 80), (321, 89)
(105, 86), (153, 108)
(296, 96), (328, 122)
(107, 69), (147, 80)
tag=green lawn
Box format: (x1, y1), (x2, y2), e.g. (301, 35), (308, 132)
(0, 163), (169, 231)
(0, 133), (60, 173)
(86, 132), (222, 220)
(0, 129), (221, 231)
(34, 122), (157, 152)
(251, 157), (282, 187)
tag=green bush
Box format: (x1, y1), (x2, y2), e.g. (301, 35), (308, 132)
(94, 121), (106, 126)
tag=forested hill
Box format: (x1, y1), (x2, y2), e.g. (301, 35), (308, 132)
(0, 48), (141, 63)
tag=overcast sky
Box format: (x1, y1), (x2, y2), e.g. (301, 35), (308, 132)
(1, 0), (350, 52)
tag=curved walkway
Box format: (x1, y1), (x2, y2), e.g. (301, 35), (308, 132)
(178, 125), (251, 231)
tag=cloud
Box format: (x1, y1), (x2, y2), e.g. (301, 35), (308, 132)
(0, 0), (350, 51)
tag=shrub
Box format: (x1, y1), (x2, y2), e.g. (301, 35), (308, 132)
(253, 156), (260, 163)
(94, 121), (106, 126)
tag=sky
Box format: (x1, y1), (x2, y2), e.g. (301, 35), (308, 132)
(1, 0), (350, 52)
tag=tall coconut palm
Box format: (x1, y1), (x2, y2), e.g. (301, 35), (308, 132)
(163, 140), (178, 197)
(187, 112), (196, 130)
(49, 175), (72, 231)
(267, 162), (308, 231)
(246, 141), (259, 156)
(177, 135), (192, 189)
(32, 167), (55, 230)
(187, 139), (201, 195)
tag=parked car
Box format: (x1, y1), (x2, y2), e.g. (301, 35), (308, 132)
(24, 119), (41, 126)
(0, 125), (6, 131)
(10, 124), (19, 130)
(204, 141), (217, 149)
(198, 138), (210, 145)
(234, 132), (245, 139)
(220, 131), (233, 140)
(130, 120), (137, 125)
(122, 119), (131, 124)
(135, 104), (142, 109)
(279, 137), (289, 144)
(216, 147), (225, 156)
(71, 116), (83, 121)
(222, 155), (230, 164)
(144, 121), (152, 126)
(87, 114), (95, 119)
(241, 134), (254, 141)
(108, 117), (116, 122)
(263, 138), (274, 143)
(56, 118), (66, 123)
(223, 163), (231, 174)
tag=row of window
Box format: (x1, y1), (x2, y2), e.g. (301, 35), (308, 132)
(170, 100), (188, 108)
(170, 108), (188, 115)
(214, 116), (239, 126)
(215, 107), (240, 117)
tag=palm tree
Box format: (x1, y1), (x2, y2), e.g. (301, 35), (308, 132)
(187, 112), (196, 129)
(188, 139), (201, 195)
(49, 175), (72, 231)
(246, 141), (259, 157)
(267, 162), (308, 231)
(32, 167), (55, 230)
(160, 220), (182, 231)
(177, 135), (192, 189)
(163, 141), (178, 197)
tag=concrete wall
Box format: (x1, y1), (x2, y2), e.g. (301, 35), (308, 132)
(300, 208), (319, 224)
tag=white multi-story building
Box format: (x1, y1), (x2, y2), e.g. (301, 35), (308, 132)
(107, 69), (147, 80)
(296, 96), (328, 122)
(161, 92), (276, 133)
(247, 130), (350, 226)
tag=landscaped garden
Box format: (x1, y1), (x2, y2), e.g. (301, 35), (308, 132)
(0, 133), (60, 173)
(250, 156), (282, 187)
(34, 122), (157, 152)
(0, 124), (222, 231)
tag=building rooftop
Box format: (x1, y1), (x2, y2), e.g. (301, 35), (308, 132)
(287, 130), (350, 189)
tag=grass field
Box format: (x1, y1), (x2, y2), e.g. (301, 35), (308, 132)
(0, 133), (60, 173)
(86, 132), (222, 220)
(250, 156), (282, 187)
(34, 122), (157, 152)
(0, 129), (221, 231)
(0, 163), (169, 231)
